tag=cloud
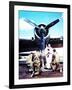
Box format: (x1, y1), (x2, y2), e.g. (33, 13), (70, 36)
(19, 18), (34, 30)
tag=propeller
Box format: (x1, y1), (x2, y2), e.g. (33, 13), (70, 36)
(23, 17), (62, 39)
(45, 19), (59, 29)
(23, 18), (38, 27)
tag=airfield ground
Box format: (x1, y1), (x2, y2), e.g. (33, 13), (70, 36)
(19, 63), (63, 79)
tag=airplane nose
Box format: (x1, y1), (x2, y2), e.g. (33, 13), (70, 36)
(40, 29), (46, 34)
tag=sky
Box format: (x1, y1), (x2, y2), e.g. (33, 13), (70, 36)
(19, 10), (63, 39)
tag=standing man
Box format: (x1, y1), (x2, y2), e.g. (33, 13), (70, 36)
(50, 49), (60, 71)
(45, 44), (53, 69)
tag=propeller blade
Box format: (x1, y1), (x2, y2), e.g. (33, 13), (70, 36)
(45, 19), (60, 29)
(23, 18), (38, 27)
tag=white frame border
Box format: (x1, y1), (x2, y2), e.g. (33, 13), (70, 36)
(14, 5), (68, 85)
